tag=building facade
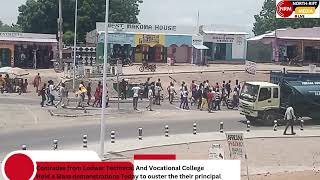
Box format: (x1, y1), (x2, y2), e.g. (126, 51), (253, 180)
(94, 23), (209, 65)
(201, 27), (248, 62)
(247, 27), (320, 63)
(0, 32), (57, 68)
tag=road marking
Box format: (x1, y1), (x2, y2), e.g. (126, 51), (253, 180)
(24, 106), (39, 125)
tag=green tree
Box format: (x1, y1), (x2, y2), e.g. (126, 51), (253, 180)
(253, 0), (320, 35)
(63, 31), (74, 45)
(0, 20), (22, 32)
(17, 0), (142, 42)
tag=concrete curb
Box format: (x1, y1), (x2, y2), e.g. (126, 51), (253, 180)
(119, 69), (310, 77)
(48, 108), (144, 117)
(64, 129), (320, 155)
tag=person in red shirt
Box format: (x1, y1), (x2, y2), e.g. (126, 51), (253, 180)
(93, 82), (103, 107)
(207, 89), (214, 113)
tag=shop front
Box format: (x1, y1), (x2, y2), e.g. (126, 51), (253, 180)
(202, 31), (247, 61)
(96, 23), (199, 64)
(0, 32), (57, 68)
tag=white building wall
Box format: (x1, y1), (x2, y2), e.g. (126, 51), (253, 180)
(231, 35), (246, 59)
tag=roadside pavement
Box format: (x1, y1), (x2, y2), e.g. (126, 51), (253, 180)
(63, 128), (320, 179)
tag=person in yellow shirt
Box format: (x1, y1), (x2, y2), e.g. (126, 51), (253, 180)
(0, 74), (6, 93)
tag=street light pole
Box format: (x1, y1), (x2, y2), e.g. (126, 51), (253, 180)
(73, 0), (78, 90)
(58, 0), (63, 67)
(100, 0), (110, 159)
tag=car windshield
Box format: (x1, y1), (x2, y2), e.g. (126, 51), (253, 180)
(240, 83), (259, 102)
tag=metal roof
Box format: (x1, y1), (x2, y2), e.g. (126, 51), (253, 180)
(246, 81), (278, 87)
(0, 37), (57, 43)
(202, 30), (248, 35)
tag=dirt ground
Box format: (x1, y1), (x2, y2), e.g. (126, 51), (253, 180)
(109, 137), (320, 179)
(247, 171), (320, 180)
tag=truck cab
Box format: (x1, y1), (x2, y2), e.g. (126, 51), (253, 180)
(239, 82), (281, 124)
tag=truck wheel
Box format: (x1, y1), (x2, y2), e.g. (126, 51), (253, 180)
(245, 116), (257, 122)
(262, 112), (276, 126)
(139, 66), (144, 72)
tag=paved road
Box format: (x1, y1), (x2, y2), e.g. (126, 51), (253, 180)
(1, 94), (319, 160)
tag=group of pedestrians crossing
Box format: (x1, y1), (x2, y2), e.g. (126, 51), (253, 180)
(175, 79), (241, 112)
(129, 77), (241, 112)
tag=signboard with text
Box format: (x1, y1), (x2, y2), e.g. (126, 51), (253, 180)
(96, 23), (198, 35)
(276, 0), (320, 18)
(208, 144), (225, 160)
(226, 133), (245, 159)
(245, 60), (257, 75)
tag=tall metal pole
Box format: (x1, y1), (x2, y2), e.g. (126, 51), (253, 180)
(72, 0), (78, 90)
(117, 60), (120, 110)
(58, 0), (63, 67)
(100, 0), (110, 159)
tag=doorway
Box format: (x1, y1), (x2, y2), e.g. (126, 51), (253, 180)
(0, 48), (11, 67)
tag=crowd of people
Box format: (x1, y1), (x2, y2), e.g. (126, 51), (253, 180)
(128, 78), (241, 112)
(0, 73), (29, 94)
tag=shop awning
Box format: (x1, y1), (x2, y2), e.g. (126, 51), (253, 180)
(193, 45), (209, 50)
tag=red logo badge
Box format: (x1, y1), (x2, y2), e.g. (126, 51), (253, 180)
(277, 0), (294, 17)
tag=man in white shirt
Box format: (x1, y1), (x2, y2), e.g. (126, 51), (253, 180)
(283, 106), (297, 135)
(146, 88), (154, 111)
(132, 86), (141, 110)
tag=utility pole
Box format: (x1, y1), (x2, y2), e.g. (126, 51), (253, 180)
(100, 0), (110, 159)
(73, 0), (78, 90)
(58, 0), (63, 67)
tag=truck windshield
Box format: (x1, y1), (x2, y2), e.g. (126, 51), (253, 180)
(240, 83), (259, 102)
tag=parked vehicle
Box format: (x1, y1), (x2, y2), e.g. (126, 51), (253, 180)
(239, 71), (320, 125)
(139, 63), (156, 72)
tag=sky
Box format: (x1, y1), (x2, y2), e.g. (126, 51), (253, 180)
(0, 0), (265, 33)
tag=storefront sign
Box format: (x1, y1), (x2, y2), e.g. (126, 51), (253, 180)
(0, 32), (23, 37)
(98, 33), (135, 46)
(97, 23), (198, 35)
(204, 34), (244, 43)
(192, 35), (204, 46)
(135, 34), (165, 47)
(212, 35), (234, 43)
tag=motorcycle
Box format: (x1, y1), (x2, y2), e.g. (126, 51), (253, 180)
(139, 63), (156, 72)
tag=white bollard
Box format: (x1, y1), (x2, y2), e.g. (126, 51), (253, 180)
(22, 145), (27, 150)
(193, 123), (197, 135)
(165, 125), (169, 137)
(220, 122), (224, 133)
(273, 120), (278, 131)
(300, 120), (304, 131)
(138, 128), (143, 140)
(111, 131), (115, 143)
(53, 140), (58, 150)
(83, 135), (88, 148)
(246, 120), (251, 132)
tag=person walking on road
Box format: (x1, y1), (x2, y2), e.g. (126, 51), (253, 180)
(155, 82), (162, 105)
(168, 82), (176, 104)
(182, 86), (189, 110)
(55, 83), (67, 108)
(144, 78), (150, 98)
(39, 83), (47, 107)
(33, 73), (41, 93)
(207, 89), (214, 112)
(146, 88), (154, 111)
(283, 105), (297, 135)
(47, 80), (55, 106)
(86, 83), (92, 106)
(226, 80), (231, 98)
(132, 85), (141, 110)
(214, 89), (221, 110)
(93, 82), (102, 107)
